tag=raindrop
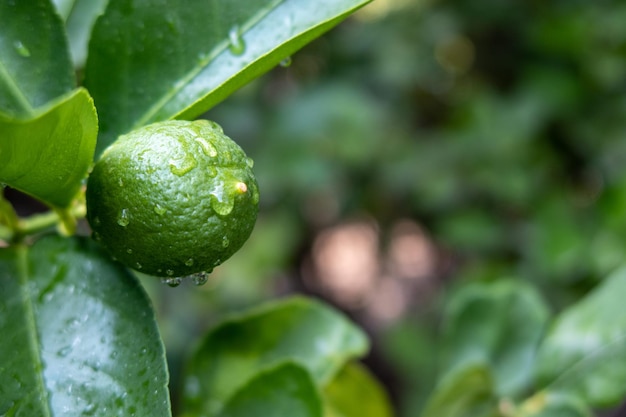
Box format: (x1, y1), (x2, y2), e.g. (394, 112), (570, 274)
(208, 121), (223, 133)
(118, 178), (124, 187)
(194, 136), (217, 157)
(221, 236), (230, 248)
(135, 262), (142, 270)
(57, 346), (72, 357)
(228, 25), (246, 55)
(245, 157), (254, 168)
(13, 40), (30, 57)
(117, 209), (130, 227)
(82, 402), (97, 415)
(185, 258), (194, 266)
(126, 248), (133, 254)
(279, 56), (292, 67)
(166, 269), (174, 276)
(169, 153), (197, 176)
(207, 166), (218, 178)
(154, 204), (166, 215)
(161, 277), (182, 287)
(210, 196), (235, 216)
(191, 272), (209, 286)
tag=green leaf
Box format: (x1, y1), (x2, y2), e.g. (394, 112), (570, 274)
(323, 362), (393, 417)
(0, 88), (98, 208)
(440, 280), (549, 397)
(0, 0), (74, 117)
(0, 235), (171, 416)
(84, 0), (372, 154)
(516, 392), (593, 417)
(52, 0), (110, 68)
(421, 365), (498, 417)
(534, 265), (626, 407)
(219, 362), (323, 417)
(181, 296), (368, 417)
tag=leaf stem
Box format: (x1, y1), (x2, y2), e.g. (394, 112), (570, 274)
(0, 193), (86, 244)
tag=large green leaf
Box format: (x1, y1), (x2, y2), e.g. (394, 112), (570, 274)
(534, 265), (626, 407)
(323, 362), (393, 417)
(51, 0), (110, 68)
(0, 235), (171, 416)
(516, 392), (593, 417)
(181, 296), (368, 417)
(440, 280), (549, 397)
(421, 365), (498, 417)
(0, 88), (97, 208)
(0, 0), (74, 117)
(219, 363), (323, 417)
(84, 0), (372, 154)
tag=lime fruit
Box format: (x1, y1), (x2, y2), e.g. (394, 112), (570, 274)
(86, 120), (259, 278)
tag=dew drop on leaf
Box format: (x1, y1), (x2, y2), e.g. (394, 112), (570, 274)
(279, 56), (292, 67)
(13, 40), (30, 57)
(228, 25), (246, 55)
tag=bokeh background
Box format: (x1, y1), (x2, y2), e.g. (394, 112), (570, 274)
(97, 0), (626, 415)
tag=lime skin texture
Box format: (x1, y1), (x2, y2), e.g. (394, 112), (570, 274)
(86, 120), (259, 278)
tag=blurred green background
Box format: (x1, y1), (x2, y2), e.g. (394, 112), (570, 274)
(137, 0), (626, 415)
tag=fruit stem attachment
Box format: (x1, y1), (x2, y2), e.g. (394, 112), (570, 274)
(0, 194), (86, 245)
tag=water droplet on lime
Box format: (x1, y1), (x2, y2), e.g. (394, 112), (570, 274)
(126, 248), (133, 254)
(185, 258), (194, 266)
(161, 277), (181, 287)
(154, 204), (166, 215)
(191, 271), (209, 286)
(221, 236), (230, 248)
(169, 153), (198, 176)
(194, 136), (217, 157)
(245, 157), (254, 168)
(117, 209), (130, 227)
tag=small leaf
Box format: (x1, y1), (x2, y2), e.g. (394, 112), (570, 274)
(0, 0), (74, 117)
(181, 296), (368, 417)
(0, 235), (171, 416)
(0, 88), (98, 208)
(535, 265), (626, 407)
(84, 0), (372, 154)
(440, 280), (549, 397)
(517, 392), (593, 417)
(421, 365), (498, 417)
(323, 362), (393, 417)
(219, 362), (323, 417)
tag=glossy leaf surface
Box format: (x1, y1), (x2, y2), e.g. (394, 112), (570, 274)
(421, 365), (497, 417)
(323, 361), (393, 417)
(219, 363), (322, 417)
(517, 392), (593, 417)
(0, 88), (97, 208)
(440, 280), (549, 397)
(0, 0), (74, 117)
(84, 0), (372, 154)
(0, 235), (170, 416)
(182, 296), (368, 416)
(52, 0), (110, 68)
(535, 265), (626, 407)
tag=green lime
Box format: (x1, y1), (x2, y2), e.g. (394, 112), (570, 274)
(86, 120), (259, 278)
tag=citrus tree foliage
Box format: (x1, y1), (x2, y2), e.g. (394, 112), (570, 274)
(0, 1), (381, 416)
